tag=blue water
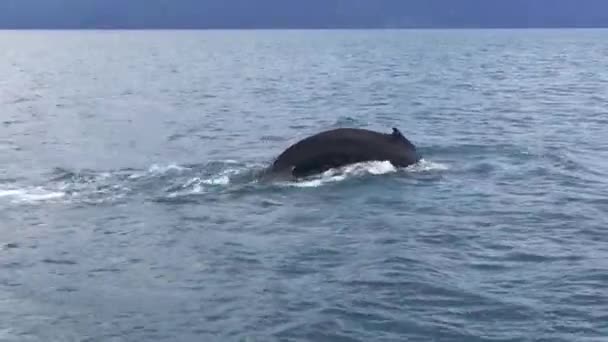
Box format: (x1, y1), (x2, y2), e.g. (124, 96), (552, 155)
(1, 29), (607, 341)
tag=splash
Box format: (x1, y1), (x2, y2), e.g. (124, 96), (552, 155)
(281, 161), (396, 188)
(287, 174), (348, 188)
(282, 159), (448, 188)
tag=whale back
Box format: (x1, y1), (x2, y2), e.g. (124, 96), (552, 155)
(271, 127), (420, 177)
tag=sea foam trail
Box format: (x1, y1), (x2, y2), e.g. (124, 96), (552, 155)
(0, 159), (449, 204)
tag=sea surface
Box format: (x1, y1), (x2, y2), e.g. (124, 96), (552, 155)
(1, 29), (607, 342)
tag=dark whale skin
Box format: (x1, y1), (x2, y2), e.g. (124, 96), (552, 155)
(269, 127), (421, 178)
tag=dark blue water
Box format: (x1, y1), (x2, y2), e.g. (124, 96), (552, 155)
(1, 29), (607, 341)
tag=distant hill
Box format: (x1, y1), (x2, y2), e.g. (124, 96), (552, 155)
(1, 0), (608, 29)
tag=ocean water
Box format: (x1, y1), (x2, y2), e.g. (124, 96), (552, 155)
(1, 29), (607, 341)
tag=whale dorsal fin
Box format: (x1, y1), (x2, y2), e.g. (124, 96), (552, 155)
(391, 127), (416, 150)
(392, 127), (403, 138)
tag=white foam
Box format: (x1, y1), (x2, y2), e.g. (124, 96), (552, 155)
(182, 177), (201, 188)
(148, 163), (189, 174)
(282, 159), (447, 188)
(128, 173), (144, 180)
(405, 158), (449, 172)
(200, 167), (244, 186)
(165, 167), (242, 198)
(0, 187), (65, 203)
(281, 161), (395, 188)
(344, 160), (397, 175)
(202, 175), (230, 185)
(167, 179), (205, 198)
(288, 174), (347, 188)
(191, 184), (203, 194)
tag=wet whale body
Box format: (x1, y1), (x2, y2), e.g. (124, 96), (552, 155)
(268, 127), (421, 178)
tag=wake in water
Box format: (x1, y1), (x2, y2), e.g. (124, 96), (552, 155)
(0, 159), (448, 205)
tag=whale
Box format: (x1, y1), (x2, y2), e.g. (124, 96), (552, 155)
(266, 127), (421, 179)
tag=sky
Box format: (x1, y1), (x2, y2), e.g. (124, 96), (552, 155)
(1, 0), (608, 29)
